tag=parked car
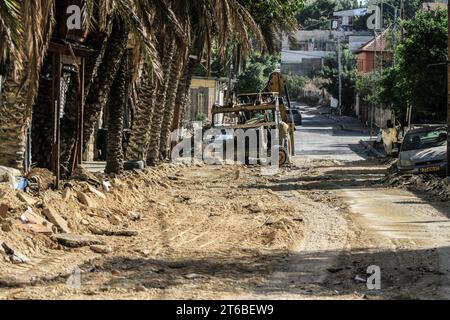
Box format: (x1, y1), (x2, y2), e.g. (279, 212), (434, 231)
(397, 126), (447, 174)
(286, 108), (302, 126)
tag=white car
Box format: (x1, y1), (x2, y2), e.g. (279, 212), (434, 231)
(397, 126), (447, 174)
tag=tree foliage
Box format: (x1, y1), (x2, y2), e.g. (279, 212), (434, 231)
(239, 0), (305, 52)
(319, 46), (357, 113)
(297, 0), (357, 30)
(286, 74), (309, 100)
(378, 9), (447, 121)
(234, 53), (280, 93)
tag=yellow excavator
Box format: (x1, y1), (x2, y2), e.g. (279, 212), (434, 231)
(211, 72), (296, 165)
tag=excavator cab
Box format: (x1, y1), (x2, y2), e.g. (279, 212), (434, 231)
(211, 72), (296, 165)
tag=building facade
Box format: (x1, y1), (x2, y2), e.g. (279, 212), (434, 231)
(184, 77), (227, 123)
(281, 30), (373, 76)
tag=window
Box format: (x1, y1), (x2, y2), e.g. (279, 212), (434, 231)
(289, 40), (309, 51)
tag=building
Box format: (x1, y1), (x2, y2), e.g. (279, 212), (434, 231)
(422, 1), (447, 12)
(184, 77), (227, 123)
(355, 32), (392, 73)
(281, 30), (373, 76)
(281, 30), (336, 76)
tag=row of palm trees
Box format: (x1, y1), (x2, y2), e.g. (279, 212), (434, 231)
(0, 0), (296, 175)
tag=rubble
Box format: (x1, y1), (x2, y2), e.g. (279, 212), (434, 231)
(71, 167), (102, 186)
(22, 207), (51, 226)
(26, 168), (54, 191)
(90, 245), (112, 254)
(0, 166), (21, 189)
(1, 243), (30, 264)
(42, 207), (71, 233)
(87, 185), (107, 199)
(54, 234), (106, 248)
(381, 172), (450, 201)
(61, 188), (73, 201)
(0, 163), (303, 298)
(89, 227), (138, 237)
(76, 191), (98, 208)
(16, 192), (38, 206)
(16, 223), (53, 235)
(1, 220), (13, 232)
(0, 203), (9, 219)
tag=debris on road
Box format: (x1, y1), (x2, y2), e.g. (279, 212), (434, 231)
(42, 207), (70, 233)
(87, 185), (107, 199)
(16, 192), (38, 206)
(76, 191), (98, 208)
(381, 172), (450, 201)
(89, 227), (138, 237)
(0, 203), (9, 219)
(90, 245), (112, 254)
(54, 234), (106, 248)
(1, 242), (30, 264)
(0, 166), (22, 189)
(26, 168), (54, 191)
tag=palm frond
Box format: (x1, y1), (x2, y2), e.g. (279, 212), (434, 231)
(20, 0), (55, 106)
(0, 0), (23, 74)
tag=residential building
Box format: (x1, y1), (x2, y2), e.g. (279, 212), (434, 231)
(184, 77), (227, 122)
(281, 30), (372, 76)
(355, 32), (392, 73)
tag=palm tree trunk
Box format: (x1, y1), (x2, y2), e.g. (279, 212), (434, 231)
(31, 56), (53, 169)
(82, 20), (128, 151)
(0, 65), (29, 169)
(126, 67), (157, 161)
(171, 56), (198, 131)
(147, 37), (175, 166)
(105, 56), (128, 174)
(59, 71), (82, 177)
(159, 53), (185, 160)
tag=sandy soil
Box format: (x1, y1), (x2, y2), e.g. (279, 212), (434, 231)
(1, 158), (449, 300)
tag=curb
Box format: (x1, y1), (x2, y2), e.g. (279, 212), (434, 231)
(339, 124), (372, 134)
(320, 110), (372, 134)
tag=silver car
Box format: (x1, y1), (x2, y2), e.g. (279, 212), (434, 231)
(398, 126), (447, 174)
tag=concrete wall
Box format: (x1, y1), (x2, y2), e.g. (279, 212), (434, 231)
(186, 77), (218, 122)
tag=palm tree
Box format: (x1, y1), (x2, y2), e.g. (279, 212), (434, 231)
(143, 0), (265, 166)
(81, 0), (179, 155)
(105, 52), (129, 174)
(31, 57), (53, 168)
(125, 66), (158, 161)
(159, 1), (191, 160)
(159, 51), (187, 160)
(0, 0), (55, 169)
(82, 18), (129, 151)
(146, 35), (176, 166)
(0, 0), (21, 74)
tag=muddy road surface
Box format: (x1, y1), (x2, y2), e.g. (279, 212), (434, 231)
(1, 107), (449, 299)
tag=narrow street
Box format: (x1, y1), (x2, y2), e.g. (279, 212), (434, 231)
(250, 106), (450, 299)
(2, 107), (449, 300)
(294, 106), (370, 161)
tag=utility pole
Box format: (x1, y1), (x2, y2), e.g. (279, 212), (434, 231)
(447, 2), (450, 177)
(400, 0), (404, 41)
(338, 34), (342, 116)
(393, 6), (397, 67)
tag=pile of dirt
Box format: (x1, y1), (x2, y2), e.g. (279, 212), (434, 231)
(381, 171), (450, 201)
(0, 163), (304, 295)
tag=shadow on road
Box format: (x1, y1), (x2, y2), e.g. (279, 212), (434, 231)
(71, 245), (447, 299)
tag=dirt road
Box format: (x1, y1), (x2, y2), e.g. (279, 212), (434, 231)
(1, 108), (449, 300)
(246, 158), (450, 299)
